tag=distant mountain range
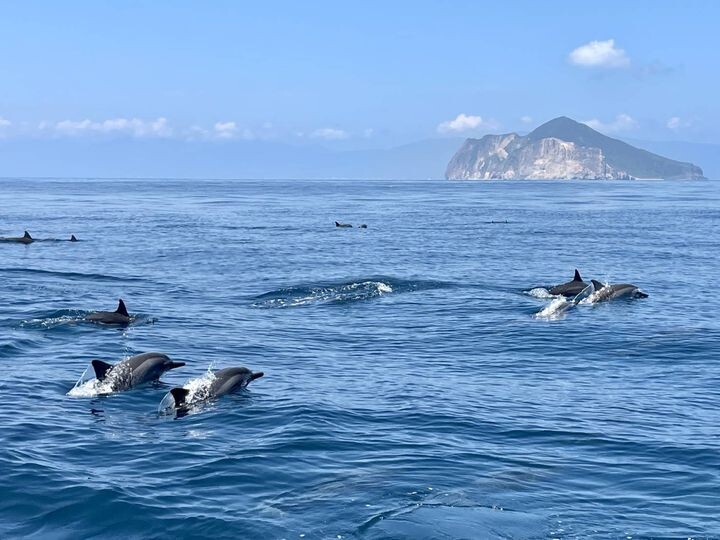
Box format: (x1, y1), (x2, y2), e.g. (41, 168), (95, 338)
(445, 117), (706, 180)
(0, 119), (716, 180)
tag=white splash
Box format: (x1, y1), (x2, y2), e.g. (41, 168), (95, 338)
(376, 282), (393, 294)
(535, 297), (574, 319)
(66, 361), (133, 397)
(526, 287), (555, 299)
(580, 281), (609, 304)
(158, 364), (217, 413)
(67, 364), (114, 397)
(183, 367), (217, 404)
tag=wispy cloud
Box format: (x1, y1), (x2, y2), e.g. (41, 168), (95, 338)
(520, 116), (533, 125)
(309, 127), (349, 140)
(583, 113), (638, 133)
(568, 39), (630, 69)
(0, 117), (11, 128)
(437, 114), (497, 134)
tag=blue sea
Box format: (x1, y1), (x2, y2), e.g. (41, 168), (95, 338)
(0, 178), (718, 539)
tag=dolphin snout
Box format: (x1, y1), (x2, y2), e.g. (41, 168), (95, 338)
(167, 361), (186, 370)
(250, 371), (264, 381)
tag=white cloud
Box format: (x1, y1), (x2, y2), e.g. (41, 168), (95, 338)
(437, 113), (496, 134)
(0, 117), (11, 128)
(53, 117), (172, 138)
(213, 121), (237, 139)
(666, 116), (691, 130)
(309, 127), (349, 140)
(583, 113), (638, 133)
(362, 128), (375, 138)
(568, 39), (630, 68)
(520, 116), (533, 124)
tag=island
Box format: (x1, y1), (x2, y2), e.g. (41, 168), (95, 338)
(445, 116), (705, 180)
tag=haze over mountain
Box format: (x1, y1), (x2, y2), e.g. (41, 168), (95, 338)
(0, 137), (465, 180)
(446, 117), (705, 180)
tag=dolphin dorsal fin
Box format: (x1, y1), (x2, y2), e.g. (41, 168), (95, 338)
(115, 299), (129, 317)
(170, 387), (190, 406)
(91, 359), (114, 381)
(335, 221), (341, 227)
(573, 269), (582, 282)
(70, 235), (77, 242)
(24, 231), (32, 239)
(591, 279), (605, 290)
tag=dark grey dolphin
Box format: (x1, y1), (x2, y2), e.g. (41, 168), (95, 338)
(358, 224), (368, 229)
(0, 230), (33, 244)
(548, 269), (589, 297)
(590, 280), (648, 301)
(335, 221), (353, 228)
(167, 367), (264, 408)
(90, 352), (185, 392)
(85, 299), (131, 325)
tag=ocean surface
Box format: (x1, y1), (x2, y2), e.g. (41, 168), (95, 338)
(0, 178), (718, 539)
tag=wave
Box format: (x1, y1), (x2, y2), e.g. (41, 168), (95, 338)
(19, 309), (156, 329)
(0, 267), (144, 282)
(251, 277), (452, 308)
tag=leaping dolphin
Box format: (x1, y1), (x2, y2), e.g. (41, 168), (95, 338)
(163, 367), (264, 410)
(86, 352), (185, 392)
(589, 280), (648, 302)
(548, 269), (589, 297)
(0, 231), (33, 244)
(85, 299), (131, 325)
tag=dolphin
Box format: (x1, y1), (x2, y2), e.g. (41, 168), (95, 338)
(358, 224), (368, 229)
(548, 269), (589, 297)
(88, 352), (185, 392)
(85, 299), (131, 325)
(589, 280), (649, 302)
(0, 231), (33, 244)
(70, 235), (78, 242)
(335, 221), (353, 228)
(164, 367), (264, 409)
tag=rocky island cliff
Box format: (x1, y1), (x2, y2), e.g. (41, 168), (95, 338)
(445, 116), (705, 180)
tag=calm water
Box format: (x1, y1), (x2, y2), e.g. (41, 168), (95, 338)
(0, 178), (718, 539)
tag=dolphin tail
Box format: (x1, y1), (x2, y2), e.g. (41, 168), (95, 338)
(24, 231), (32, 239)
(170, 387), (190, 407)
(91, 359), (114, 381)
(573, 269), (582, 281)
(115, 299), (129, 317)
(250, 371), (265, 381)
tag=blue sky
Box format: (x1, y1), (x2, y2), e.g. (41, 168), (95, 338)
(1, 0), (718, 148)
